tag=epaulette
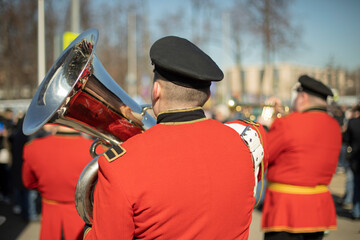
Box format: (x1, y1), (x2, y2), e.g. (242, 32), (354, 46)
(238, 119), (260, 127)
(104, 144), (126, 163)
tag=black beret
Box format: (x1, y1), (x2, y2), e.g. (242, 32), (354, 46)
(297, 75), (333, 100)
(150, 36), (224, 88)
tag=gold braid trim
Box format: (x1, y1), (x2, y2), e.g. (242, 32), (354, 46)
(252, 124), (264, 209)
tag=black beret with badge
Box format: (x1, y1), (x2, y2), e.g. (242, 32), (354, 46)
(150, 36), (224, 88)
(297, 75), (333, 100)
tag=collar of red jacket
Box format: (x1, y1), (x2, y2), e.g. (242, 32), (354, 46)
(156, 107), (206, 124)
(302, 106), (327, 113)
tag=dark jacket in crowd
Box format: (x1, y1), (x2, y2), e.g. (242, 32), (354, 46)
(344, 116), (360, 173)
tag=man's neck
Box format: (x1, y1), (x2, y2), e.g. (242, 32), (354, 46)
(300, 104), (327, 112)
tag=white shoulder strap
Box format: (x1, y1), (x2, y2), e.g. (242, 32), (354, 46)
(225, 123), (264, 197)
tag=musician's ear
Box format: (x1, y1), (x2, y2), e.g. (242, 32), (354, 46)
(152, 81), (161, 102)
(151, 81), (161, 116)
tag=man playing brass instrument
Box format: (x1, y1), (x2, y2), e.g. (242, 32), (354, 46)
(261, 75), (342, 240)
(84, 36), (267, 239)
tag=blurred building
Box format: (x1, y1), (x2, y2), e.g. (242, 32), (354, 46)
(217, 62), (355, 106)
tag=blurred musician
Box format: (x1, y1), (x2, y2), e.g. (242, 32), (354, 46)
(23, 126), (94, 240)
(261, 75), (342, 240)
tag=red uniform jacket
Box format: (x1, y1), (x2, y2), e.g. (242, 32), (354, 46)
(84, 108), (267, 240)
(22, 132), (93, 240)
(261, 108), (342, 233)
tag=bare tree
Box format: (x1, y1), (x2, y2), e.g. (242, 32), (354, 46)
(90, 0), (151, 100)
(190, 0), (220, 49)
(137, 0), (153, 102)
(0, 0), (54, 99)
(156, 0), (218, 47)
(247, 0), (299, 63)
(157, 9), (186, 37)
(246, 0), (301, 101)
(228, 0), (250, 66)
(89, 1), (130, 89)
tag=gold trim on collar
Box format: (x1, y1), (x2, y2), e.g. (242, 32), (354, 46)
(301, 105), (327, 113)
(158, 106), (203, 116)
(159, 117), (208, 125)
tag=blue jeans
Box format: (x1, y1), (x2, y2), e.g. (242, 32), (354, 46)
(353, 173), (360, 218)
(338, 143), (347, 169)
(344, 162), (354, 204)
(28, 190), (39, 220)
(13, 188), (30, 220)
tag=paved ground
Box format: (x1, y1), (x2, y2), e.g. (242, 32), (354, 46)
(0, 172), (359, 239)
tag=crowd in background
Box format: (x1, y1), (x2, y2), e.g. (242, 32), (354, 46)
(0, 108), (42, 222)
(337, 103), (360, 219)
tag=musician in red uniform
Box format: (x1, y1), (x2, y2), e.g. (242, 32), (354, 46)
(84, 36), (267, 240)
(261, 75), (342, 240)
(22, 126), (93, 240)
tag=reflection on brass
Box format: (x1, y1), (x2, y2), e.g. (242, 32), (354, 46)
(119, 105), (144, 127)
(23, 29), (156, 225)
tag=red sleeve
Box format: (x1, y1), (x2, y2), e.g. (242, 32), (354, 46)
(22, 144), (39, 189)
(84, 155), (134, 240)
(266, 118), (287, 167)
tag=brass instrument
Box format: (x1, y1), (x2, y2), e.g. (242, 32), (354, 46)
(259, 98), (290, 128)
(23, 28), (156, 225)
(227, 97), (290, 128)
(260, 104), (290, 121)
(228, 103), (290, 121)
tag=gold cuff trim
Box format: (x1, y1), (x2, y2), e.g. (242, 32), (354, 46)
(267, 182), (328, 194)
